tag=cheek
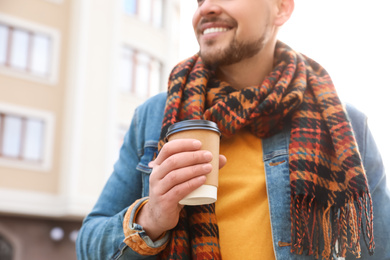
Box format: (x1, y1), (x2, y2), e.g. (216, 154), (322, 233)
(236, 18), (257, 39)
(241, 10), (270, 36)
(192, 11), (200, 33)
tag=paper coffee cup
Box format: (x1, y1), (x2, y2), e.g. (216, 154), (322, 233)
(166, 120), (221, 205)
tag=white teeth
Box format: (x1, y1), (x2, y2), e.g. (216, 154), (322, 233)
(203, 27), (228, 35)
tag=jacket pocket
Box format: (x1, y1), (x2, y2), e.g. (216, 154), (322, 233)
(136, 140), (158, 174)
(136, 140), (158, 197)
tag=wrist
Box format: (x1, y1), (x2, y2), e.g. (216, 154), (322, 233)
(123, 198), (170, 255)
(136, 202), (166, 241)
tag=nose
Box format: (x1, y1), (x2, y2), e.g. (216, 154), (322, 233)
(198, 0), (222, 17)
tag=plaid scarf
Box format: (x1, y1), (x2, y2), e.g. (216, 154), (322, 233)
(157, 41), (374, 259)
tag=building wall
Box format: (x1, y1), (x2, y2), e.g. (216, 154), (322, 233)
(0, 0), (181, 257)
(0, 0), (180, 217)
(0, 0), (70, 194)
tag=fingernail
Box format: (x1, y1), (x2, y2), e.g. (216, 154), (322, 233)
(193, 140), (202, 147)
(202, 164), (212, 172)
(203, 151), (213, 160)
(197, 175), (207, 183)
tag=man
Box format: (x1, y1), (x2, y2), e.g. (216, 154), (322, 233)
(76, 0), (390, 259)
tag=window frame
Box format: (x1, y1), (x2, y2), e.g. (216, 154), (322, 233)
(0, 13), (61, 85)
(0, 103), (55, 172)
(120, 46), (164, 98)
(123, 0), (164, 28)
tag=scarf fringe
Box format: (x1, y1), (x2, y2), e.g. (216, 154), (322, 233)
(290, 192), (374, 259)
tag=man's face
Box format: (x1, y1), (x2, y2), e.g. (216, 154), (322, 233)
(192, 0), (276, 67)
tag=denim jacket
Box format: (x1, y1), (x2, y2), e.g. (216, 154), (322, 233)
(76, 92), (390, 260)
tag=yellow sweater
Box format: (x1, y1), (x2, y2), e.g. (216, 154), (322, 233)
(216, 129), (275, 259)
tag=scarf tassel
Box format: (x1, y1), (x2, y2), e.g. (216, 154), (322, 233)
(290, 192), (374, 260)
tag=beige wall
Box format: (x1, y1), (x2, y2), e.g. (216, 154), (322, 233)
(0, 0), (180, 258)
(0, 0), (181, 218)
(0, 0), (71, 194)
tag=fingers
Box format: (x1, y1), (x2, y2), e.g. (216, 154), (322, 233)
(157, 160), (212, 195)
(150, 139), (212, 181)
(153, 139), (202, 165)
(150, 149), (213, 195)
(161, 174), (207, 204)
(148, 139), (215, 201)
(139, 139), (226, 239)
(219, 154), (227, 169)
(154, 149), (212, 177)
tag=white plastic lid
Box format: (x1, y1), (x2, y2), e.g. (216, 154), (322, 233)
(179, 185), (217, 206)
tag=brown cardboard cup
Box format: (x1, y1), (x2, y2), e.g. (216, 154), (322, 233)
(166, 120), (221, 205)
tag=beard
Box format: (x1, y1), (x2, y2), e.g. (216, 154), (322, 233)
(199, 33), (267, 68)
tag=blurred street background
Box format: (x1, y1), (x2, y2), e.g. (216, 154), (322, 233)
(0, 0), (389, 259)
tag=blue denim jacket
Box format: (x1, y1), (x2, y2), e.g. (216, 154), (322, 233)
(76, 92), (390, 260)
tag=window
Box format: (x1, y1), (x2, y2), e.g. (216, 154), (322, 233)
(123, 0), (164, 28)
(0, 103), (54, 171)
(0, 25), (7, 64)
(139, 0), (152, 23)
(0, 14), (60, 84)
(123, 0), (137, 15)
(0, 23), (52, 77)
(120, 46), (163, 98)
(0, 113), (45, 162)
(151, 0), (163, 28)
(135, 52), (151, 97)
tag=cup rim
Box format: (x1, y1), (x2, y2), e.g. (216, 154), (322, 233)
(166, 119), (221, 140)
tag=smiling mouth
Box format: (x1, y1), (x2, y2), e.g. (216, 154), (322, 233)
(203, 27), (229, 35)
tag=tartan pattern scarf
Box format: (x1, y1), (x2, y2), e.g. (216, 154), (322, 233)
(157, 41), (374, 259)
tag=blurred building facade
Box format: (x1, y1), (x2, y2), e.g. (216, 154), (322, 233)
(0, 0), (181, 259)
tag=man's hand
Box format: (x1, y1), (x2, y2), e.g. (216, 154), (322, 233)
(135, 139), (226, 241)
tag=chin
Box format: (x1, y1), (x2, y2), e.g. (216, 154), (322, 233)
(199, 53), (220, 68)
(199, 46), (225, 66)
